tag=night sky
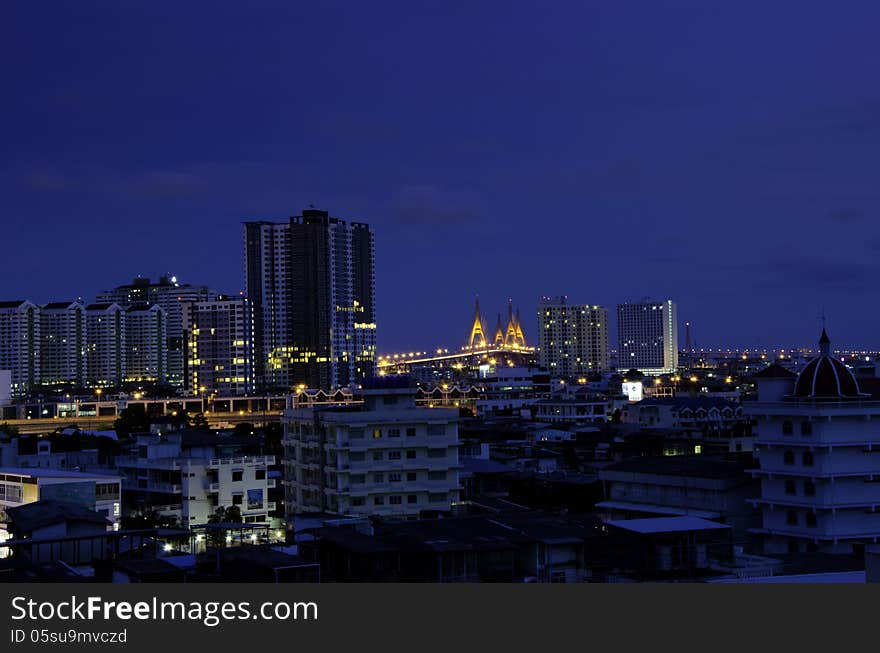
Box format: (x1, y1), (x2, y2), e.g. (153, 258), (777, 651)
(4, 2), (880, 352)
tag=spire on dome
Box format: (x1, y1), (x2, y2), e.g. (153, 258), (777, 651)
(819, 328), (830, 356)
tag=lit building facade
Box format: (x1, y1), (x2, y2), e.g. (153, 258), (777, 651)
(125, 304), (167, 383)
(97, 276), (217, 387)
(39, 301), (86, 387)
(282, 379), (460, 521)
(244, 208), (377, 391)
(537, 296), (609, 378)
(748, 330), (880, 555)
(114, 432), (276, 528)
(0, 301), (40, 396)
(617, 299), (678, 374)
(182, 297), (255, 396)
(84, 303), (126, 387)
(0, 468), (122, 554)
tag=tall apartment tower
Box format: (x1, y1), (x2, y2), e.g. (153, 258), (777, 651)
(537, 296), (609, 378)
(616, 299), (678, 374)
(243, 221), (290, 388)
(0, 301), (40, 396)
(39, 301), (86, 387)
(97, 276), (217, 387)
(84, 303), (126, 387)
(244, 208), (377, 391)
(182, 297), (255, 396)
(125, 304), (167, 383)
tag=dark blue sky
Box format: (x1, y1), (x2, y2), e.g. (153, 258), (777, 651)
(3, 1), (880, 352)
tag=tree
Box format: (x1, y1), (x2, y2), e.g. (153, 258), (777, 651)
(206, 506), (243, 547)
(122, 510), (180, 530)
(114, 406), (150, 438)
(0, 423), (19, 439)
(189, 412), (209, 429)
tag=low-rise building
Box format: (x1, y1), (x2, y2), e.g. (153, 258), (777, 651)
(282, 377), (461, 521)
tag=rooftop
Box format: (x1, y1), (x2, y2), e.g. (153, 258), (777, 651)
(606, 516), (731, 534)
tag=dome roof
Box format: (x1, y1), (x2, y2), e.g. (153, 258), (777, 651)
(791, 329), (864, 399)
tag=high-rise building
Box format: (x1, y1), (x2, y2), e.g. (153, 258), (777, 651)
(125, 304), (167, 383)
(243, 221), (290, 389)
(84, 303), (126, 387)
(616, 299), (678, 374)
(39, 301), (86, 387)
(282, 378), (460, 520)
(97, 276), (217, 387)
(747, 329), (880, 555)
(0, 301), (40, 396)
(537, 296), (609, 378)
(182, 297), (255, 396)
(244, 208), (377, 391)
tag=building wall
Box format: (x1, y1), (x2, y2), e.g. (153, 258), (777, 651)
(283, 389), (460, 520)
(183, 298), (255, 396)
(0, 302), (40, 395)
(39, 302), (86, 386)
(617, 300), (678, 374)
(537, 297), (609, 378)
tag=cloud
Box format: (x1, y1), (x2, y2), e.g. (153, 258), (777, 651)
(19, 169), (73, 192)
(394, 184), (484, 224)
(128, 171), (212, 199)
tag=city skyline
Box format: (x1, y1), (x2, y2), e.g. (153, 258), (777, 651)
(5, 3), (880, 351)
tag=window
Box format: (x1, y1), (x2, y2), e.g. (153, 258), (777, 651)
(255, 469), (266, 480)
(805, 512), (817, 528)
(389, 473), (402, 483)
(428, 492), (446, 503)
(407, 495), (417, 504)
(372, 429), (382, 439)
(406, 427), (416, 437)
(373, 473), (384, 483)
(804, 480), (816, 497)
(783, 450), (795, 465)
(801, 421), (813, 436)
(785, 480), (796, 495)
(388, 428), (400, 438)
(428, 449), (446, 459)
(351, 474), (366, 484)
(350, 451), (365, 462)
(352, 497), (365, 507)
(383, 396), (398, 405)
(350, 429), (364, 439)
(803, 451), (814, 467)
(427, 425), (445, 436)
(373, 451), (383, 461)
(232, 470), (243, 482)
(389, 495), (402, 505)
(232, 494), (243, 506)
(407, 472), (417, 481)
(782, 420), (793, 435)
(786, 510), (798, 526)
(374, 496), (384, 505)
(389, 451), (401, 460)
(406, 450), (417, 459)
(428, 471), (446, 481)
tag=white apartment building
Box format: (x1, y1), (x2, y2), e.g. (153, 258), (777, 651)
(40, 301), (86, 387)
(617, 299), (678, 374)
(125, 304), (167, 382)
(183, 297), (255, 396)
(115, 432), (276, 527)
(0, 300), (40, 396)
(97, 275), (217, 387)
(538, 296), (609, 378)
(282, 380), (460, 521)
(0, 468), (122, 554)
(85, 303), (126, 387)
(747, 329), (880, 555)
